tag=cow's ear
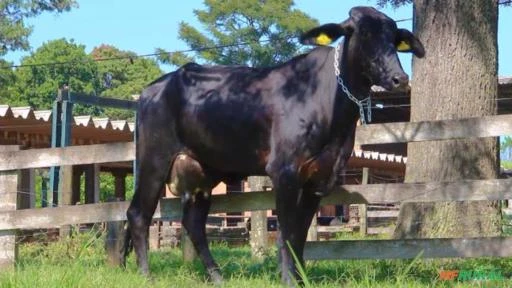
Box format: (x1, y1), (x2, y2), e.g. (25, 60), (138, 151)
(396, 29), (425, 58)
(300, 19), (354, 46)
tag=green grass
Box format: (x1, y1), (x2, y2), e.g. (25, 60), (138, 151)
(502, 160), (512, 170)
(2, 231), (512, 287)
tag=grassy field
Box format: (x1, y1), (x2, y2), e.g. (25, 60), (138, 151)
(1, 231), (512, 287)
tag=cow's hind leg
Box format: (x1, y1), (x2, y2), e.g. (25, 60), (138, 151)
(168, 154), (222, 284)
(126, 151), (173, 275)
(181, 190), (222, 284)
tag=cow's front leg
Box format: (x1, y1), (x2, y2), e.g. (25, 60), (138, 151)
(181, 190), (223, 285)
(272, 168), (321, 286)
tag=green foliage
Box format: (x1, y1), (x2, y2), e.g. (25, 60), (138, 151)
(502, 136), (512, 150)
(91, 45), (162, 120)
(0, 0), (77, 57)
(98, 172), (134, 202)
(0, 59), (15, 102)
(5, 41), (162, 120)
(157, 0), (318, 67)
(502, 160), (512, 170)
(0, 0), (77, 109)
(9, 38), (102, 115)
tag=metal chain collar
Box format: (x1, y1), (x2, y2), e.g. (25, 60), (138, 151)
(333, 44), (372, 125)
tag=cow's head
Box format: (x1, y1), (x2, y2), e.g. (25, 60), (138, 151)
(299, 6), (424, 92)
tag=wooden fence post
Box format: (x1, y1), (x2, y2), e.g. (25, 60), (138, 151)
(84, 164), (100, 204)
(17, 169), (35, 209)
(247, 176), (271, 260)
(182, 229), (197, 262)
(49, 88), (72, 207)
(359, 167), (369, 236)
(113, 171), (127, 201)
(307, 215), (318, 241)
(0, 146), (19, 269)
(105, 197), (125, 267)
(72, 166), (82, 205)
(149, 221), (161, 250)
(59, 165), (74, 238)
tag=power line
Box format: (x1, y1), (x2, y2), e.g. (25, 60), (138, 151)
(4, 1), (510, 71)
(395, 18), (412, 22)
(0, 35), (296, 70)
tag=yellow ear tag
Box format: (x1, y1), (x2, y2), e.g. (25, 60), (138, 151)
(397, 41), (411, 51)
(315, 33), (332, 46)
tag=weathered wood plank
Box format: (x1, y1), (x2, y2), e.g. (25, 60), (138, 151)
(0, 146), (18, 269)
(105, 198), (126, 267)
(0, 115), (511, 171)
(181, 229), (197, 262)
(367, 226), (394, 235)
(328, 178), (512, 204)
(304, 237), (512, 260)
(367, 210), (399, 218)
(359, 167), (369, 236)
(17, 169), (35, 210)
(0, 202), (131, 230)
(0, 142), (135, 171)
(105, 219), (125, 266)
(248, 176), (270, 260)
(355, 114), (512, 145)
(3, 178), (512, 230)
(69, 92), (138, 110)
(59, 165), (73, 238)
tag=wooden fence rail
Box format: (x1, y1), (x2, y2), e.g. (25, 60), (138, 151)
(1, 114), (512, 171)
(304, 237), (512, 260)
(354, 114), (512, 145)
(3, 178), (512, 231)
(0, 142), (134, 171)
(3, 178), (512, 260)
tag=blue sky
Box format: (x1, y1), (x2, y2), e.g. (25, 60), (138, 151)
(4, 0), (512, 77)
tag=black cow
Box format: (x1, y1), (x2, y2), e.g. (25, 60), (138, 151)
(124, 6), (424, 286)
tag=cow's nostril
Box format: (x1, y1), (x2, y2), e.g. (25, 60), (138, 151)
(392, 74), (409, 88)
(392, 77), (401, 86)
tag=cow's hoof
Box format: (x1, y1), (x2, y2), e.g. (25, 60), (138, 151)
(207, 268), (223, 286)
(281, 275), (298, 288)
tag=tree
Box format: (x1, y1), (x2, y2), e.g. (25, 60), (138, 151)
(11, 38), (102, 115)
(0, 0), (77, 57)
(0, 59), (15, 101)
(91, 45), (162, 120)
(156, 0), (318, 67)
(1, 1), (76, 104)
(377, 1), (502, 238)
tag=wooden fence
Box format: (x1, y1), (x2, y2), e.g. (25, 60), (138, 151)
(2, 114), (512, 268)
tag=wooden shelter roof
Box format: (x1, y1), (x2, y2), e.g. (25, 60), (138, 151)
(0, 105), (134, 148)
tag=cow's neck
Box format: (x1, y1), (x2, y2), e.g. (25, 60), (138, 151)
(333, 41), (372, 128)
(339, 40), (372, 98)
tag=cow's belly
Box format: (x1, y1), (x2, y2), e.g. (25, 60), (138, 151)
(177, 109), (271, 175)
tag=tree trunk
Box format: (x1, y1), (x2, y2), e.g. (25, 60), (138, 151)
(394, 0), (501, 239)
